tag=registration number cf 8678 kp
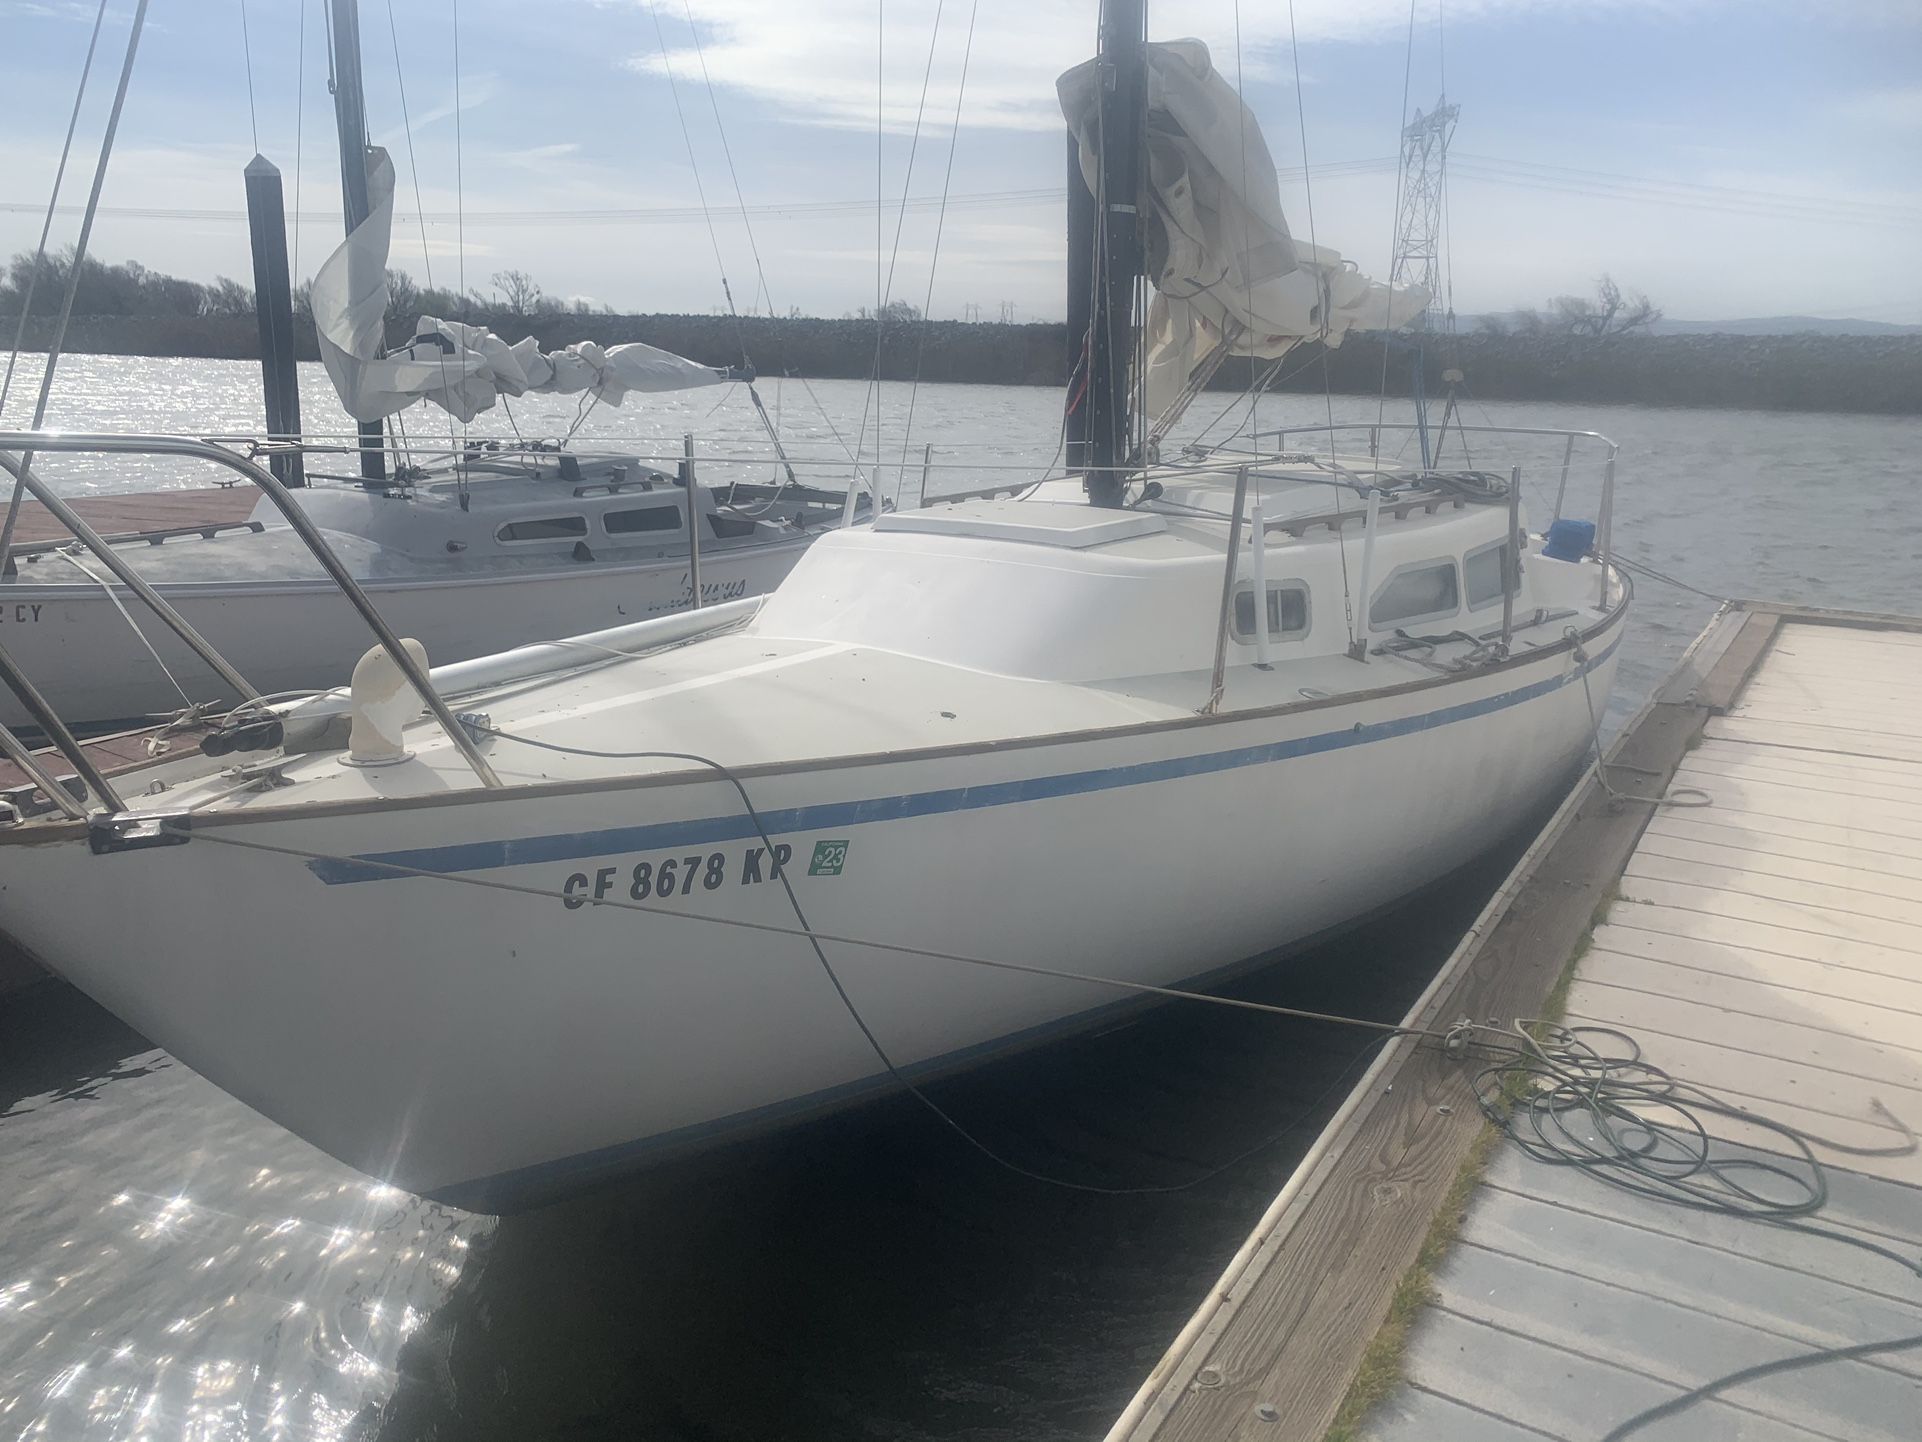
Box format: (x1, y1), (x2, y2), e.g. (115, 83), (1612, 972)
(559, 838), (848, 910)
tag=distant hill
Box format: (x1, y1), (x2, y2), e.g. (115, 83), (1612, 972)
(1464, 313), (1920, 337)
(1645, 316), (1922, 337)
(9, 312), (1920, 413)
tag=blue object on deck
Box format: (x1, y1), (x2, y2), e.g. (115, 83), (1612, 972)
(1542, 518), (1596, 562)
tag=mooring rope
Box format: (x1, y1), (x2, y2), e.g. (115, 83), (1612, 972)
(141, 691), (1922, 1433)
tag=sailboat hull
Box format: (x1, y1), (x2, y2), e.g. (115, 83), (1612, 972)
(0, 614), (1620, 1208)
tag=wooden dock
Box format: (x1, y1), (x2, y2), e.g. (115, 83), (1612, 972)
(3, 487), (258, 548)
(1109, 602), (1922, 1442)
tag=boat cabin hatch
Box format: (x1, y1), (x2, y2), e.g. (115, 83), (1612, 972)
(874, 501), (1167, 548)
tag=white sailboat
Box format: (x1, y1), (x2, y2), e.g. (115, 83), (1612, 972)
(0, 3), (859, 730)
(0, 8), (1626, 1210)
(0, 441), (858, 730)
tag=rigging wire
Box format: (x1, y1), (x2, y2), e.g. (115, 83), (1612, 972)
(649, 2), (749, 366)
(382, 0), (458, 473)
(646, 3), (810, 487)
(291, 0), (309, 301)
(1284, 0), (1355, 648)
(50, 550), (197, 711)
(1230, 0), (1258, 455)
(851, 0), (947, 506)
(870, 0), (885, 510)
(0, 0), (109, 422)
(0, 0), (151, 574)
(238, 0), (261, 152)
(451, 0), (470, 500)
(452, 0), (466, 323)
(681, 0), (775, 321)
(895, 0), (981, 503)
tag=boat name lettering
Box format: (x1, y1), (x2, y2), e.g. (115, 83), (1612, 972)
(0, 604), (44, 624)
(681, 575), (749, 606)
(559, 841), (808, 910)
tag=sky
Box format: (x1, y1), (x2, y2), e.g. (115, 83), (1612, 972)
(1, 0), (1919, 326)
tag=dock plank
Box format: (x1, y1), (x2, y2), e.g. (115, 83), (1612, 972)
(1624, 852), (1922, 924)
(1641, 816), (1922, 883)
(1113, 606), (1922, 1442)
(1429, 1246), (1922, 1438)
(1618, 875), (1922, 955)
(1632, 831), (1922, 900)
(1566, 977), (1922, 1082)
(1363, 610), (1922, 1437)
(1115, 702), (1717, 1442)
(1677, 750), (1922, 799)
(1391, 1307), (1845, 1442)
(1732, 688), (1922, 730)
(1600, 900), (1922, 981)
(1644, 807), (1922, 864)
(1706, 716), (1922, 765)
(1645, 777), (1922, 842)
(2, 488), (258, 547)
(1693, 733), (1922, 777)
(1577, 945), (1922, 1043)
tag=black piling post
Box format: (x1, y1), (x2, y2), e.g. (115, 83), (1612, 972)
(1065, 129), (1094, 477)
(245, 155), (305, 488)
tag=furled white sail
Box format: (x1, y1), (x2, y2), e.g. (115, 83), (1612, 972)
(310, 147), (728, 425)
(1058, 40), (1430, 423)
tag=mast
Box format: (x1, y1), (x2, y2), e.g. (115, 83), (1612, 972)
(327, 0), (386, 481)
(1079, 0), (1147, 508)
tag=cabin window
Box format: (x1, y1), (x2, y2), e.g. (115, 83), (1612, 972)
(1464, 537), (1522, 609)
(1369, 560), (1460, 629)
(1231, 583), (1311, 643)
(496, 515), (587, 543)
(604, 505), (683, 535)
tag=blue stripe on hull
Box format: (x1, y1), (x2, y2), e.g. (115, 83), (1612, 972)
(311, 633), (1620, 887)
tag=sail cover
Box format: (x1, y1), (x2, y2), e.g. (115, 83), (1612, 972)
(311, 148), (729, 424)
(1058, 40), (1430, 423)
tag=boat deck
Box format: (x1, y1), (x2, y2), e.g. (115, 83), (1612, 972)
(1108, 604), (1922, 1442)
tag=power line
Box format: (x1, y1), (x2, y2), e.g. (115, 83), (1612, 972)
(0, 161), (1399, 229)
(4, 153), (1913, 239)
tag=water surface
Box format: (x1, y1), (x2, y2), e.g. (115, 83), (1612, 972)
(1, 362), (1916, 1439)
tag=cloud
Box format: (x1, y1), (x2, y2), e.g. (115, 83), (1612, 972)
(1834, 87), (1922, 130)
(620, 0), (1720, 134)
(371, 71), (502, 150)
(0, 1), (106, 19)
(625, 0), (1409, 134)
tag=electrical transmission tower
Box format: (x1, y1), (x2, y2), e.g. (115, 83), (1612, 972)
(1390, 96), (1459, 466)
